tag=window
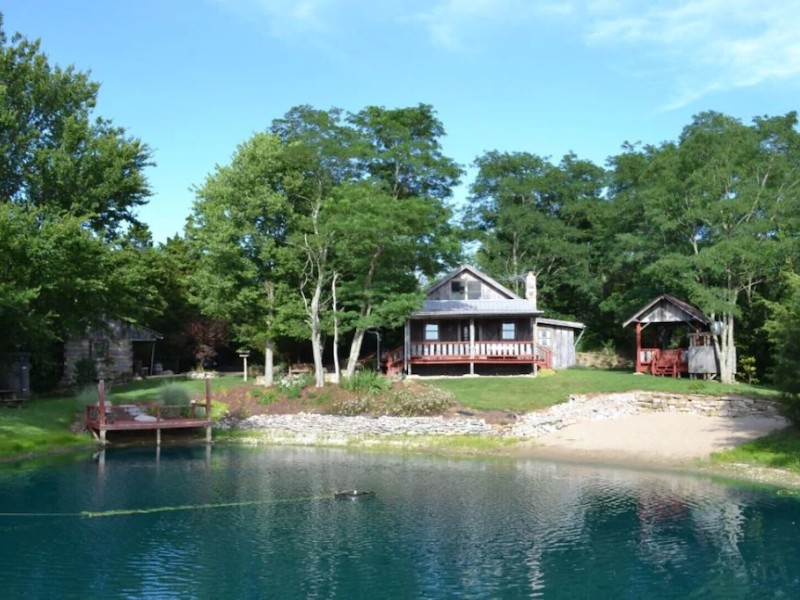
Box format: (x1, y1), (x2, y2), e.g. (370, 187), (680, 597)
(467, 280), (481, 300)
(538, 328), (551, 347)
(450, 280), (465, 300)
(424, 323), (439, 341)
(501, 322), (516, 340)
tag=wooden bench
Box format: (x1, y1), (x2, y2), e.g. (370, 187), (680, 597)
(0, 389), (23, 408)
(288, 363), (314, 376)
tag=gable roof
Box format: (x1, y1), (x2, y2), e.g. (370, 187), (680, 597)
(623, 295), (711, 328)
(425, 265), (519, 300)
(415, 265), (542, 318)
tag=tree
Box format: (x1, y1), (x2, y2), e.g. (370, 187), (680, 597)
(604, 112), (800, 382)
(465, 151), (607, 321)
(187, 133), (305, 385)
(765, 272), (800, 427)
(0, 18), (161, 388)
(0, 17), (152, 238)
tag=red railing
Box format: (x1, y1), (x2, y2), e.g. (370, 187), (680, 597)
(384, 340), (553, 370)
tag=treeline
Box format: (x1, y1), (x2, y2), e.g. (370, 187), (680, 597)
(3, 18), (800, 394)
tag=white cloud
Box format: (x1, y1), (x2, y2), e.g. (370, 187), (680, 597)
(583, 0), (800, 109)
(414, 0), (575, 51)
(210, 0), (336, 37)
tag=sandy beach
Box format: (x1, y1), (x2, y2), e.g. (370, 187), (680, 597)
(525, 412), (786, 466)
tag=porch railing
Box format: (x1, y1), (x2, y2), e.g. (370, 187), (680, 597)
(409, 340), (552, 367)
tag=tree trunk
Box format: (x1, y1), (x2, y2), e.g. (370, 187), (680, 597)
(713, 312), (737, 384)
(310, 275), (325, 388)
(719, 312), (736, 384)
(331, 272), (340, 384)
(264, 340), (274, 387)
(346, 327), (367, 378)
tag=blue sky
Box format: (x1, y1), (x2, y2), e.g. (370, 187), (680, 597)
(4, 0), (800, 243)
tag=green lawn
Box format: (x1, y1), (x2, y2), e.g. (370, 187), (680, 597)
(0, 376), (246, 459)
(425, 368), (775, 412)
(0, 398), (91, 457)
(711, 428), (800, 473)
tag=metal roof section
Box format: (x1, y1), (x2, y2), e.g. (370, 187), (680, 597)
(425, 265), (521, 300)
(537, 317), (586, 330)
(413, 299), (543, 318)
(623, 294), (711, 328)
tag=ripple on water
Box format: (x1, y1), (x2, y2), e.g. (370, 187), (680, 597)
(1, 447), (800, 598)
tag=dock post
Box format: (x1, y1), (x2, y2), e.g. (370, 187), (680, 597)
(98, 379), (107, 445)
(205, 378), (212, 444)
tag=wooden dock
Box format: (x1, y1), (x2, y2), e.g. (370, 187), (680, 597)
(85, 380), (213, 445)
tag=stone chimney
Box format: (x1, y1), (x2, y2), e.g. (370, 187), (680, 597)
(525, 271), (537, 310)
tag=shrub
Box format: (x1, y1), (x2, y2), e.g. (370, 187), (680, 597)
(157, 383), (192, 415)
(278, 373), (314, 399)
(341, 370), (391, 394)
(250, 387), (280, 405)
(75, 385), (100, 409)
(331, 396), (373, 416)
(387, 386), (455, 417)
(72, 357), (97, 387)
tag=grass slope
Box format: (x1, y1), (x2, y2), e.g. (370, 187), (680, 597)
(0, 398), (90, 457)
(426, 368), (774, 412)
(712, 428), (800, 473)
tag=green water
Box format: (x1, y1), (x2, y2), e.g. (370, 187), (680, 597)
(1, 446), (799, 598)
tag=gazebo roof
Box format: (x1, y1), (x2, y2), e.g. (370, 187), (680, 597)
(623, 295), (711, 328)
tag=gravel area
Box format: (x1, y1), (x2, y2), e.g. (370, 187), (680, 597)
(221, 393), (789, 466)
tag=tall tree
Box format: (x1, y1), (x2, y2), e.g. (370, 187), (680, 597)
(604, 112), (800, 382)
(465, 151), (607, 321)
(187, 133), (305, 384)
(0, 18), (159, 386)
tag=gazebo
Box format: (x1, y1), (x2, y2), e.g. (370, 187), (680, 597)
(623, 295), (717, 378)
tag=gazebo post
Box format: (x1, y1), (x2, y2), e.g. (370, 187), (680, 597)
(635, 322), (642, 371)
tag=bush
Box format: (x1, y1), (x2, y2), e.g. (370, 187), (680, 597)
(341, 370), (391, 394)
(158, 383), (191, 406)
(388, 386), (455, 417)
(75, 385), (100, 409)
(278, 373), (314, 399)
(250, 387), (280, 405)
(331, 396), (373, 416)
(72, 357), (97, 387)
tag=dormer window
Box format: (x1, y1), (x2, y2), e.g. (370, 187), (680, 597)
(467, 280), (481, 299)
(451, 280), (465, 300)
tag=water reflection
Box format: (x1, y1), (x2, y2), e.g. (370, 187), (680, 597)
(0, 447), (799, 598)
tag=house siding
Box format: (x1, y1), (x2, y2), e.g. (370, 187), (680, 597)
(538, 324), (577, 369)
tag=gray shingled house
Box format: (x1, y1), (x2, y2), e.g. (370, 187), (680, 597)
(384, 265), (585, 376)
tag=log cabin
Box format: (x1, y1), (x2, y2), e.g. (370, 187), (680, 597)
(64, 321), (163, 383)
(384, 266), (585, 376)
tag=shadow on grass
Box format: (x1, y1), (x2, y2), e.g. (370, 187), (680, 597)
(714, 428), (800, 471)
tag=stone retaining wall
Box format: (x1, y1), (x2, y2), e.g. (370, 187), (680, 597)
(222, 393), (780, 442)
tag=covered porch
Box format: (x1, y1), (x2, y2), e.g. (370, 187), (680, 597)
(386, 316), (553, 376)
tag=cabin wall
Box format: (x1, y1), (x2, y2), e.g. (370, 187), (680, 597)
(410, 318), (533, 342)
(427, 272), (510, 301)
(64, 337), (134, 382)
(538, 325), (577, 369)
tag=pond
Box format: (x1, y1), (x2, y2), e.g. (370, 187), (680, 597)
(1, 446), (799, 598)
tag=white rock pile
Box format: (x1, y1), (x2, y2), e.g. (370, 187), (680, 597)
(230, 412), (492, 437)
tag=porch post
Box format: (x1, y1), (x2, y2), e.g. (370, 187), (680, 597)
(532, 317), (538, 377)
(469, 319), (475, 375)
(404, 320), (410, 375)
(635, 322), (642, 372)
(98, 379), (107, 445)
